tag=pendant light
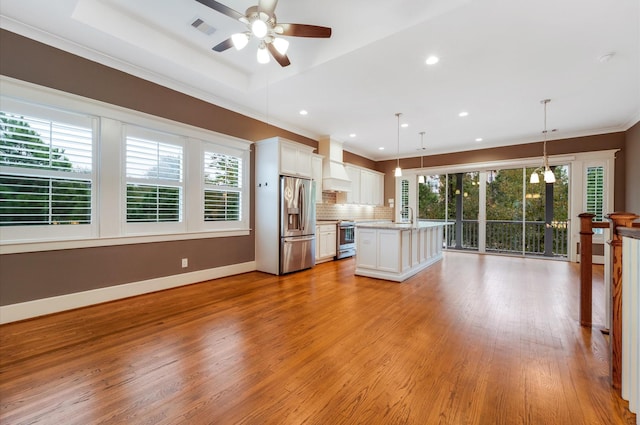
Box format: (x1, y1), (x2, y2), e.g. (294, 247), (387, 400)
(530, 99), (556, 184)
(418, 131), (426, 184)
(394, 113), (402, 177)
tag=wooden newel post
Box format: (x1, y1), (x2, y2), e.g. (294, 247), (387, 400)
(606, 211), (640, 391)
(578, 213), (595, 327)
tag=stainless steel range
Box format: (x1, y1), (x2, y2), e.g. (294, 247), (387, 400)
(336, 220), (356, 259)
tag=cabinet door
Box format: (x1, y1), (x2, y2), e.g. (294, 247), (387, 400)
(373, 173), (384, 206)
(360, 170), (373, 205)
(280, 143), (298, 176)
(346, 166), (361, 204)
(326, 230), (337, 257)
(315, 227), (321, 261)
(296, 149), (312, 178)
(311, 155), (323, 203)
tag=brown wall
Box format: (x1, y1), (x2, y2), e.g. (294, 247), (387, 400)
(0, 29), (313, 305)
(626, 121), (640, 213)
(377, 132), (628, 211)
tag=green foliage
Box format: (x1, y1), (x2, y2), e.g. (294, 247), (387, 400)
(418, 166), (570, 256)
(0, 113), (91, 226)
(0, 112), (71, 170)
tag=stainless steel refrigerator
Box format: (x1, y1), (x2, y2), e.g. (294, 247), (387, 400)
(280, 175), (316, 274)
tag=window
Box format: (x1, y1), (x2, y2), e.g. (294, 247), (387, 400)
(125, 129), (183, 224)
(0, 105), (94, 240)
(586, 165), (605, 234)
(1, 79), (251, 250)
(204, 151), (242, 222)
(400, 179), (409, 220)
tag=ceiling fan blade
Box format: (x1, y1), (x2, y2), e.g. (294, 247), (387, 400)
(277, 23), (332, 38)
(196, 0), (245, 21)
(267, 43), (291, 67)
(258, 0), (278, 16)
(212, 38), (234, 52)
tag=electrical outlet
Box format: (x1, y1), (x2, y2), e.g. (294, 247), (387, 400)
(181, 258), (188, 268)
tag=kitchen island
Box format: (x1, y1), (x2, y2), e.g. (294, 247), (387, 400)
(355, 221), (446, 282)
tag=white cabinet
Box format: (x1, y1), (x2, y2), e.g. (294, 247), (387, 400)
(316, 224), (337, 262)
(338, 164), (384, 206)
(278, 139), (313, 178)
(373, 173), (384, 206)
(355, 223), (445, 282)
(311, 154), (323, 203)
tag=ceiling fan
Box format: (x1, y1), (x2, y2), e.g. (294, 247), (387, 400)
(196, 0), (332, 67)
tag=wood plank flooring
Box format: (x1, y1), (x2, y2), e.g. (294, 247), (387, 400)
(0, 252), (636, 424)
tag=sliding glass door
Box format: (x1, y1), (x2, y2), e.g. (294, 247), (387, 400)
(417, 166), (569, 258)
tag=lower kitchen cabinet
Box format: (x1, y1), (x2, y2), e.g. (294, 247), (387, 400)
(316, 224), (337, 263)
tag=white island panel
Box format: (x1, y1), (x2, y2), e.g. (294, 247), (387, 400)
(355, 222), (446, 282)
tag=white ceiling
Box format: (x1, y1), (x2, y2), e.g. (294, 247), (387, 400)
(1, 0), (639, 160)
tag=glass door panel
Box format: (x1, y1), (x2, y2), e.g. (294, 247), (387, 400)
(486, 168), (523, 254)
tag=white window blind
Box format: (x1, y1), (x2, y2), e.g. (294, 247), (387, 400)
(203, 151), (242, 221)
(126, 135), (183, 223)
(0, 111), (93, 226)
(586, 165), (605, 234)
(400, 179), (409, 220)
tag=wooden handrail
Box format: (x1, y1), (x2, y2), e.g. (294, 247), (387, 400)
(579, 211), (639, 394)
(605, 212), (639, 391)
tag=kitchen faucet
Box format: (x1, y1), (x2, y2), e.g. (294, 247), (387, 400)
(404, 206), (414, 225)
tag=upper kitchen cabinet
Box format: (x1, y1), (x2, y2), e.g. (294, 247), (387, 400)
(339, 164), (384, 206)
(279, 139), (313, 178)
(311, 153), (324, 203)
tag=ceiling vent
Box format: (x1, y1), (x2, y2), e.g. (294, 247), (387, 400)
(191, 18), (216, 36)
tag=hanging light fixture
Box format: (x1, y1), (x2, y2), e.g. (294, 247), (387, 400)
(394, 113), (403, 177)
(530, 99), (556, 184)
(257, 42), (270, 64)
(231, 33), (250, 50)
(418, 131), (426, 184)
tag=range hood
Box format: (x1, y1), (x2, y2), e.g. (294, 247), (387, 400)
(318, 137), (351, 192)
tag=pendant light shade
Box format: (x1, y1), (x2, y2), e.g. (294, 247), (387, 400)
(395, 113), (402, 177)
(257, 43), (270, 64)
(272, 37), (289, 55)
(231, 33), (250, 50)
(530, 99), (556, 184)
(529, 171), (540, 184)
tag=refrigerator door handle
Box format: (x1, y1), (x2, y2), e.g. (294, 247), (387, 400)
(299, 183), (305, 231)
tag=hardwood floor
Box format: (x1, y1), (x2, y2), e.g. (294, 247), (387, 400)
(0, 252), (636, 424)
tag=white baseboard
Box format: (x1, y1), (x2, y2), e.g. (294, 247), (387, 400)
(0, 261), (256, 324)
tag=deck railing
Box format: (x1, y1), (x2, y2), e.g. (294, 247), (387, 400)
(442, 219), (568, 257)
(579, 211), (639, 415)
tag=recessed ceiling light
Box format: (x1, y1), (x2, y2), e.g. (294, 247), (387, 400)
(349, 133), (356, 138)
(401, 123), (409, 128)
(475, 137), (483, 142)
(378, 147), (385, 150)
(425, 55), (439, 65)
(458, 111), (469, 117)
(299, 110), (308, 115)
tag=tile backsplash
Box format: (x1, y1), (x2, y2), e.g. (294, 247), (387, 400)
(316, 192), (393, 221)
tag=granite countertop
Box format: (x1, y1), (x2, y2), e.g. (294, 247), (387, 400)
(355, 221), (449, 230)
(316, 220), (339, 225)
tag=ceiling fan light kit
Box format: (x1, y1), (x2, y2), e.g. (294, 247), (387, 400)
(197, 0), (331, 67)
(231, 33), (249, 50)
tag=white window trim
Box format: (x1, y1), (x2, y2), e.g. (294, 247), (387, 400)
(0, 96), (99, 242)
(0, 76), (251, 254)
